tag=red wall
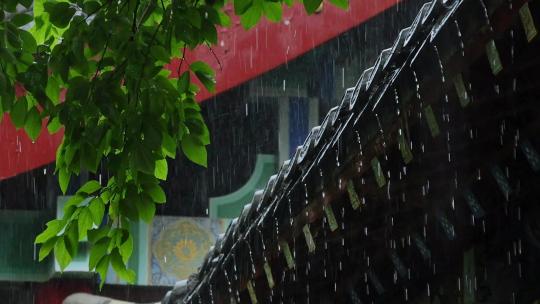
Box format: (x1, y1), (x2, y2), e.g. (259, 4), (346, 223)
(0, 0), (399, 180)
(168, 0), (399, 100)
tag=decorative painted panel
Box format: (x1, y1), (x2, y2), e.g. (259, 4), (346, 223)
(151, 216), (227, 286)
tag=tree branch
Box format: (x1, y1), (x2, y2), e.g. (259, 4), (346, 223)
(133, 14), (167, 103)
(136, 0), (157, 29)
(177, 45), (188, 76)
(131, 0), (140, 36)
(206, 43), (223, 71)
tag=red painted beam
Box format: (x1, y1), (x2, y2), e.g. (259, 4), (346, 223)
(168, 0), (401, 101)
(0, 114), (64, 180)
(0, 0), (399, 180)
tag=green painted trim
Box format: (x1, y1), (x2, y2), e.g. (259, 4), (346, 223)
(127, 221), (140, 284)
(134, 220), (150, 285)
(0, 200), (152, 284)
(209, 154), (276, 219)
(0, 210), (55, 282)
(142, 221), (151, 285)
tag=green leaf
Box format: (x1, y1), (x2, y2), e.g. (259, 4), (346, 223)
(162, 132), (177, 158)
(111, 249), (136, 283)
(189, 61), (213, 75)
(108, 229), (121, 251)
(0, 48), (16, 66)
(154, 159), (168, 180)
(78, 180), (101, 195)
(63, 206), (81, 223)
(54, 237), (72, 271)
(190, 61), (215, 93)
(58, 168), (71, 194)
(45, 76), (61, 105)
(0, 72), (6, 96)
(329, 0), (349, 9)
(218, 11), (232, 26)
(234, 0), (253, 14)
(186, 8), (202, 28)
(202, 21), (218, 44)
(63, 144), (78, 167)
(81, 142), (99, 173)
(89, 238), (109, 270)
(142, 123), (162, 151)
(12, 13), (34, 27)
(177, 71), (190, 94)
(39, 237), (57, 262)
(145, 183), (166, 203)
(24, 107), (42, 141)
(303, 0), (323, 14)
(44, 2), (76, 28)
(150, 45), (171, 63)
(47, 117), (62, 134)
(134, 196), (155, 223)
(50, 53), (70, 82)
(100, 189), (111, 203)
(78, 207), (94, 240)
(20, 0), (33, 8)
(263, 2), (283, 22)
(88, 226), (110, 244)
(121, 187), (140, 221)
(83, 1), (101, 14)
(109, 195), (120, 218)
(119, 232), (133, 264)
(88, 197), (105, 225)
(19, 30), (37, 53)
(119, 201), (138, 222)
(35, 219), (65, 244)
(133, 148), (155, 174)
(181, 135), (207, 167)
(10, 98), (28, 129)
(64, 222), (79, 258)
(5, 23), (21, 49)
(3, 0), (17, 12)
(96, 254), (110, 288)
(64, 194), (85, 210)
(240, 4), (263, 29)
(123, 269), (137, 284)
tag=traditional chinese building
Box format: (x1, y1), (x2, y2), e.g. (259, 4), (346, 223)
(160, 0), (540, 303)
(1, 0), (540, 303)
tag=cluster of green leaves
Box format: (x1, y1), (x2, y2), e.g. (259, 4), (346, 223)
(234, 0), (348, 28)
(1, 0), (348, 287)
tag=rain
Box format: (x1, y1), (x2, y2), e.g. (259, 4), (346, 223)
(2, 0), (540, 303)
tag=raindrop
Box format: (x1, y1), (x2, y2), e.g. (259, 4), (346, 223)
(478, 0), (494, 32)
(433, 45), (446, 83)
(454, 20), (466, 57)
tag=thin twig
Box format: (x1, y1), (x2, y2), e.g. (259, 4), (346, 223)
(136, 0), (157, 29)
(0, 62), (7, 74)
(206, 43), (223, 71)
(78, 0), (114, 25)
(177, 45), (188, 76)
(132, 0), (140, 35)
(87, 33), (113, 103)
(133, 15), (167, 103)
